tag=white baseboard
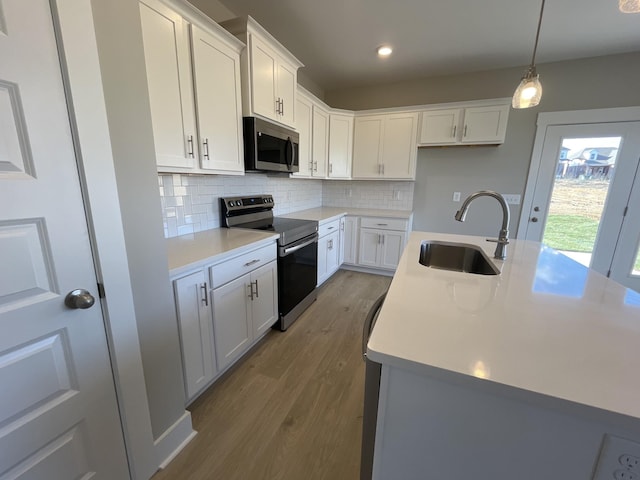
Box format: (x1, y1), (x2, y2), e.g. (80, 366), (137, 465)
(154, 411), (197, 470)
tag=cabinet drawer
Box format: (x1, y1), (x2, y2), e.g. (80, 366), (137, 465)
(318, 218), (340, 238)
(360, 217), (408, 231)
(210, 243), (277, 288)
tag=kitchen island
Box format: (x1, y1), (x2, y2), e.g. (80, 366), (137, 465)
(367, 231), (640, 479)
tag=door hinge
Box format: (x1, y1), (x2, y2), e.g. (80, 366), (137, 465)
(97, 283), (106, 299)
(623, 206), (628, 217)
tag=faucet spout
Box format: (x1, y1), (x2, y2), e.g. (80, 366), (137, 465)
(454, 190), (511, 260)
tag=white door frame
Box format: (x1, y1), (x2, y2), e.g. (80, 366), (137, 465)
(51, 1), (157, 479)
(518, 106), (640, 239)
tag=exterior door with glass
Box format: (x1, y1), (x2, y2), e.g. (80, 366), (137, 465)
(519, 121), (640, 291)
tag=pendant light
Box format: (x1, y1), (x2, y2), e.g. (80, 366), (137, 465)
(619, 0), (640, 13)
(512, 0), (546, 109)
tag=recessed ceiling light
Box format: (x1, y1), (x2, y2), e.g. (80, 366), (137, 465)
(620, 0), (640, 12)
(377, 46), (393, 57)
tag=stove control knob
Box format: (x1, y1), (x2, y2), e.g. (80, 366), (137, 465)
(228, 201), (233, 207)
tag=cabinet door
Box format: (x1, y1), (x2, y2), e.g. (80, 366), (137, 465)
(139, 0), (197, 170)
(191, 25), (244, 174)
(325, 230), (341, 277)
(461, 104), (510, 144)
(381, 113), (418, 179)
(312, 106), (329, 178)
(418, 108), (461, 145)
(380, 231), (407, 270)
(212, 274), (252, 370)
(317, 234), (330, 285)
(292, 94), (313, 177)
(173, 270), (215, 400)
(250, 261), (279, 337)
(338, 217), (346, 265)
(343, 216), (359, 265)
(328, 113), (354, 179)
(277, 62), (296, 127)
(358, 229), (382, 267)
(353, 116), (383, 178)
(250, 36), (277, 121)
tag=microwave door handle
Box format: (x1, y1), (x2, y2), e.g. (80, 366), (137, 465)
(285, 137), (292, 170)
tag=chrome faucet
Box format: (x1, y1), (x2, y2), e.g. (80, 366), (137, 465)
(454, 190), (511, 260)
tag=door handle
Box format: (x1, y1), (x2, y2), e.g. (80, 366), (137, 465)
(200, 282), (208, 306)
(64, 289), (95, 309)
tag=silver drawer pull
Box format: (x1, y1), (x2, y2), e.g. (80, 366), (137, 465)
(327, 226), (335, 230)
(244, 259), (260, 267)
(376, 223), (388, 226)
(201, 282), (208, 306)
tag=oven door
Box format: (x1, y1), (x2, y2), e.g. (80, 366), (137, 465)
(277, 233), (317, 329)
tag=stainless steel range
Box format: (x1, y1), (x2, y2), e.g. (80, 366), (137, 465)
(220, 195), (318, 330)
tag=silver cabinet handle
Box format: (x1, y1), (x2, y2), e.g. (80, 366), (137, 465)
(247, 283), (254, 301)
(275, 97), (280, 115)
(313, 161), (318, 172)
(187, 135), (194, 158)
(452, 125), (457, 138)
(202, 138), (210, 160)
(244, 259), (260, 268)
(327, 226), (335, 230)
(376, 223), (388, 226)
(381, 164), (385, 175)
(281, 99), (284, 116)
(65, 289), (95, 309)
(201, 282), (208, 307)
(254, 279), (259, 298)
(463, 125), (468, 137)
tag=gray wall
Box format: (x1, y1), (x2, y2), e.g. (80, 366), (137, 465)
(91, 0), (186, 440)
(326, 52), (640, 237)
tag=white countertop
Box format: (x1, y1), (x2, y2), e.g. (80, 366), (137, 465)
(166, 228), (279, 277)
(368, 231), (640, 419)
(280, 207), (413, 224)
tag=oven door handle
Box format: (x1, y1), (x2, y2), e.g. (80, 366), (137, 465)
(280, 235), (318, 256)
(362, 293), (386, 361)
(285, 137), (293, 171)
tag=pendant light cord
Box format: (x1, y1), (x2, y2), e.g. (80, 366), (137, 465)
(530, 0), (546, 67)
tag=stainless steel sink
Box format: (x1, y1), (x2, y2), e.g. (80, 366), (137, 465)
(419, 241), (500, 275)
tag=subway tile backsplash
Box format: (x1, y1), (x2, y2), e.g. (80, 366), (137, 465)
(322, 180), (414, 211)
(159, 174), (414, 238)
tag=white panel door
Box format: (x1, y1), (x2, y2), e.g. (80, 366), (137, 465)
(191, 25), (244, 174)
(250, 261), (278, 337)
(328, 113), (353, 179)
(342, 216), (359, 265)
(0, 1), (129, 478)
(382, 113), (418, 179)
(139, 0), (197, 170)
(312, 106), (329, 178)
(212, 275), (251, 370)
(250, 36), (277, 121)
(353, 117), (383, 178)
(418, 108), (460, 145)
(325, 230), (341, 276)
(173, 270), (216, 400)
(276, 62), (296, 127)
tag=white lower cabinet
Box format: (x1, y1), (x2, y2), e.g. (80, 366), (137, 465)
(172, 242), (278, 402)
(212, 260), (278, 371)
(173, 269), (217, 400)
(344, 216), (411, 272)
(317, 218), (342, 285)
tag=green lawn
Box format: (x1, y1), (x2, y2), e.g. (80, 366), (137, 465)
(544, 214), (640, 272)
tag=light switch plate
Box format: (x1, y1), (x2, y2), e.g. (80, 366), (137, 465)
(593, 434), (640, 480)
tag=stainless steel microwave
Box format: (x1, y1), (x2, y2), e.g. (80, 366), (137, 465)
(243, 117), (299, 173)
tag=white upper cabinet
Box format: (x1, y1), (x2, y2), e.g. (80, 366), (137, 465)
(222, 16), (303, 129)
(418, 101), (510, 146)
(139, 0), (197, 171)
(293, 93), (313, 177)
(352, 112), (418, 180)
(312, 105), (329, 178)
(191, 25), (244, 174)
(328, 112), (354, 179)
(139, 0), (245, 174)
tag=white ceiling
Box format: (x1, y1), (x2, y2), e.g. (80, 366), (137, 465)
(216, 0), (640, 90)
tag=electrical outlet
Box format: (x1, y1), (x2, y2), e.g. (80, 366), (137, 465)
(502, 194), (521, 205)
(453, 192), (461, 202)
(620, 455), (640, 471)
(593, 435), (640, 480)
(393, 190), (401, 200)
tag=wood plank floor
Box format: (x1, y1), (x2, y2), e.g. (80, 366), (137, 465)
(152, 270), (391, 480)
